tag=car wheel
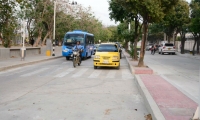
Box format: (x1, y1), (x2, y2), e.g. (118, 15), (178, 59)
(161, 51), (164, 55)
(94, 66), (97, 69)
(158, 52), (160, 54)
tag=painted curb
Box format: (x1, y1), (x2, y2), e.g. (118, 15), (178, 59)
(0, 56), (63, 72)
(122, 50), (153, 74)
(135, 75), (165, 120)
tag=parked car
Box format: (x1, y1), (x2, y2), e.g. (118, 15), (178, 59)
(93, 43), (120, 69)
(146, 44), (153, 51)
(158, 43), (176, 55)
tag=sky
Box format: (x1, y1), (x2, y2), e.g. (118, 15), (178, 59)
(75, 0), (191, 26)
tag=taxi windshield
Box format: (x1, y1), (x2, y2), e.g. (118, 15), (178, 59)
(97, 44), (118, 52)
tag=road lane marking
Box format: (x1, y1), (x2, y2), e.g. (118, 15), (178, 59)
(21, 68), (49, 77)
(71, 68), (88, 78)
(88, 70), (102, 78)
(0, 67), (22, 75)
(54, 68), (75, 78)
(106, 70), (116, 78)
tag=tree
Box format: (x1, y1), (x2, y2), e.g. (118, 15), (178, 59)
(109, 0), (141, 61)
(116, 0), (178, 66)
(0, 0), (17, 47)
(190, 0), (200, 55)
(150, 0), (190, 54)
(148, 24), (164, 43)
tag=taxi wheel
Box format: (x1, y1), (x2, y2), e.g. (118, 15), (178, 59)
(94, 66), (97, 69)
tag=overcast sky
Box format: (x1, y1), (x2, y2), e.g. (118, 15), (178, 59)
(75, 0), (191, 26)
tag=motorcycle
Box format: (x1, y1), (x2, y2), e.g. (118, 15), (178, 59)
(71, 49), (82, 67)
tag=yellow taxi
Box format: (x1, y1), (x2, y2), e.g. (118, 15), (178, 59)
(93, 43), (120, 69)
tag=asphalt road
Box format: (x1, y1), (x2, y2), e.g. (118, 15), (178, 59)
(144, 51), (199, 103)
(0, 55), (148, 120)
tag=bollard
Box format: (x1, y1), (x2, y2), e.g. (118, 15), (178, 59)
(21, 47), (26, 61)
(52, 40), (55, 56)
(46, 39), (52, 56)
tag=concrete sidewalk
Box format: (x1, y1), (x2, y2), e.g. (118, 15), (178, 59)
(123, 50), (198, 120)
(0, 46), (63, 71)
(176, 52), (200, 60)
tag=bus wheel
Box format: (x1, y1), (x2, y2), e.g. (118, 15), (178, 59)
(66, 57), (70, 60)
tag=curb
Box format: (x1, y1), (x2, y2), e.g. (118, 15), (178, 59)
(0, 56), (63, 72)
(122, 51), (153, 74)
(123, 51), (135, 74)
(122, 51), (165, 120)
(134, 75), (165, 120)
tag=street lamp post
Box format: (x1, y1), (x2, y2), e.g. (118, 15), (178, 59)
(53, 0), (77, 56)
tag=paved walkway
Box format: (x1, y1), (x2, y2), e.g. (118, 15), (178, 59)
(0, 46), (62, 71)
(123, 50), (198, 120)
(140, 75), (197, 120)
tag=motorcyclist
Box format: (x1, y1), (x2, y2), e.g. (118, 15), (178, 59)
(73, 41), (83, 62)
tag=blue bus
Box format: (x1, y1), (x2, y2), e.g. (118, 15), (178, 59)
(62, 30), (94, 60)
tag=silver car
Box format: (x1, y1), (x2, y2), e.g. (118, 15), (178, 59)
(158, 43), (176, 55)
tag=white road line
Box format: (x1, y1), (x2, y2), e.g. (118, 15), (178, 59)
(21, 68), (49, 77)
(88, 70), (102, 78)
(54, 68), (75, 78)
(0, 67), (22, 75)
(42, 67), (63, 76)
(122, 69), (133, 79)
(71, 68), (88, 78)
(106, 70), (116, 78)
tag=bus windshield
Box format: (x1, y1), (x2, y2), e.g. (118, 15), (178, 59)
(63, 34), (84, 46)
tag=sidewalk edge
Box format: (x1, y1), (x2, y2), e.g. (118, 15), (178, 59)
(0, 56), (63, 72)
(122, 51), (135, 74)
(134, 75), (165, 120)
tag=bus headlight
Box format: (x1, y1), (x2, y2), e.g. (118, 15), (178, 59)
(63, 48), (69, 52)
(94, 55), (100, 59)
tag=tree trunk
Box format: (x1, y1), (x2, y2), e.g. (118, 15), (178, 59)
(42, 31), (50, 46)
(133, 19), (139, 61)
(197, 38), (200, 54)
(33, 29), (43, 47)
(193, 38), (197, 56)
(125, 40), (128, 51)
(168, 35), (172, 43)
(180, 32), (186, 54)
(181, 38), (185, 54)
(138, 20), (148, 67)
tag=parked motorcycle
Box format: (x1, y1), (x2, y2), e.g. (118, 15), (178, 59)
(71, 49), (82, 67)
